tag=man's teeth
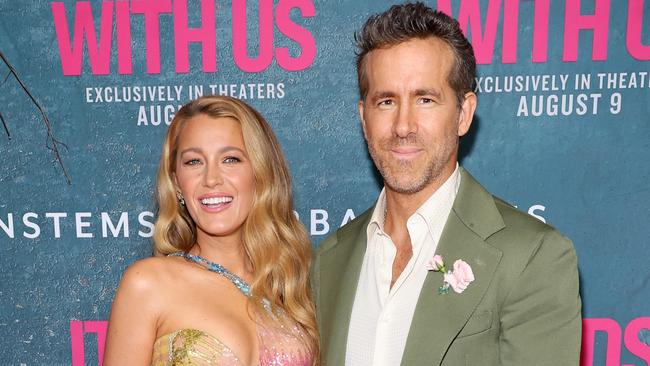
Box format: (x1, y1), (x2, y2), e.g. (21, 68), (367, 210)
(201, 196), (233, 205)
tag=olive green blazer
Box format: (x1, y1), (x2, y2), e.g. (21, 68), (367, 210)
(312, 168), (582, 366)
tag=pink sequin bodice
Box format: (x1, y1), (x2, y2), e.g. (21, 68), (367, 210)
(151, 309), (313, 366)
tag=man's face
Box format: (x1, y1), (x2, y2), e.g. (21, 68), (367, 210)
(359, 37), (476, 196)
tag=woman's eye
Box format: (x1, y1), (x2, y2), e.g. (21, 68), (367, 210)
(223, 156), (241, 164)
(184, 158), (200, 165)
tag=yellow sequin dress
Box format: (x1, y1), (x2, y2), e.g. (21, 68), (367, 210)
(151, 314), (313, 366)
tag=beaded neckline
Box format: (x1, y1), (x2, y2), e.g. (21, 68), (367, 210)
(168, 251), (251, 296)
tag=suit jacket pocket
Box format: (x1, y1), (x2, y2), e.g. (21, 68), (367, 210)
(457, 310), (493, 338)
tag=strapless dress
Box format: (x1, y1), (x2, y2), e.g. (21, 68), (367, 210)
(150, 252), (313, 366)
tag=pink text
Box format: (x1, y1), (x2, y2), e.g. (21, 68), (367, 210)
(51, 0), (316, 75)
(70, 320), (107, 366)
(437, 0), (650, 64)
(69, 317), (650, 365)
(581, 317), (650, 366)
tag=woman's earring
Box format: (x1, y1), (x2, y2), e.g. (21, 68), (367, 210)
(176, 192), (185, 206)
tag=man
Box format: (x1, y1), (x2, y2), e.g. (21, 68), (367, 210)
(312, 3), (582, 366)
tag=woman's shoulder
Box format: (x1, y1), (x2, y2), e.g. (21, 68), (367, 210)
(118, 255), (187, 295)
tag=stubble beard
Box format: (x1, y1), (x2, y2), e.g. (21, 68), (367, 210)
(368, 135), (457, 195)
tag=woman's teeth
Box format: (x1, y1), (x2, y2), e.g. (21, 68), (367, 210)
(201, 196), (233, 205)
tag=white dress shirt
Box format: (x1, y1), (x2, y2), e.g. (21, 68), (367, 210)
(345, 165), (461, 366)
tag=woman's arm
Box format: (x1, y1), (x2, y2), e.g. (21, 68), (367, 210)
(103, 259), (162, 366)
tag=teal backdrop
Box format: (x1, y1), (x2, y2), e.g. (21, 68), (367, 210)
(0, 1), (648, 365)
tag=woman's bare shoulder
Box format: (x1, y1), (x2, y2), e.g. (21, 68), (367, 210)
(117, 256), (187, 296)
(105, 256), (188, 365)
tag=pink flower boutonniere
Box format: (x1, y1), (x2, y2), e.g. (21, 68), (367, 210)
(426, 255), (475, 294)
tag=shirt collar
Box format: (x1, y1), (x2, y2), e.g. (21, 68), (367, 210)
(367, 163), (461, 239)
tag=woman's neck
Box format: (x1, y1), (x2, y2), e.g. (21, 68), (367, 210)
(190, 233), (253, 280)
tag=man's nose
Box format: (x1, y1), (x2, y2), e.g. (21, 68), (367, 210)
(393, 103), (417, 138)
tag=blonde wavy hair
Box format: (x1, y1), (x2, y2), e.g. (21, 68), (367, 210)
(154, 95), (319, 362)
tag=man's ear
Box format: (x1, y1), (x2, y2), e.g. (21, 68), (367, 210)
(359, 100), (368, 140)
(457, 91), (477, 137)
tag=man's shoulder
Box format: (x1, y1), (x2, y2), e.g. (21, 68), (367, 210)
(492, 196), (548, 232)
(488, 194), (574, 259)
(458, 167), (567, 241)
(315, 206), (374, 255)
(457, 168), (562, 239)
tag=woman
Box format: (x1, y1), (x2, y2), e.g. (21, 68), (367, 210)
(104, 96), (318, 365)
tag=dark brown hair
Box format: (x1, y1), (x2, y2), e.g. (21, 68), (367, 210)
(355, 2), (476, 106)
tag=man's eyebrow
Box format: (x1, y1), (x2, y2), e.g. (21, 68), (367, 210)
(413, 88), (442, 99)
(368, 89), (444, 100)
(369, 91), (397, 100)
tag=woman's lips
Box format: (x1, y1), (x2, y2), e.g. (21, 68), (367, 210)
(198, 194), (233, 213)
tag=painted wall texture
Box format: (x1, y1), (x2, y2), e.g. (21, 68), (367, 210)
(0, 0), (648, 365)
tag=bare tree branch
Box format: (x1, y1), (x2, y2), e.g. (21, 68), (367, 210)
(0, 112), (10, 140)
(2, 70), (10, 85)
(0, 50), (71, 184)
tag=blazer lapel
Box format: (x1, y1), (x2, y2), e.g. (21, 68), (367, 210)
(401, 169), (505, 365)
(318, 209), (373, 366)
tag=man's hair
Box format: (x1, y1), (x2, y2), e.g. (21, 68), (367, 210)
(355, 2), (476, 106)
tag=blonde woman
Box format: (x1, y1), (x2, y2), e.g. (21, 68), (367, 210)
(104, 96), (318, 365)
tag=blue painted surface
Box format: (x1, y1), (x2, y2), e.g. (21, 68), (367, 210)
(0, 1), (648, 365)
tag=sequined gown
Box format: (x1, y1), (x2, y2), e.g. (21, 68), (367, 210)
(151, 253), (313, 366)
(150, 311), (313, 365)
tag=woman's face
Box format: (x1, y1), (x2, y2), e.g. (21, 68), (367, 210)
(173, 115), (255, 242)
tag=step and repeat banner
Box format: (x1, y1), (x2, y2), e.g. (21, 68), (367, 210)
(0, 0), (648, 365)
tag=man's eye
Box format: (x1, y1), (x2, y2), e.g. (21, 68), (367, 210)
(378, 99), (394, 106)
(419, 98), (434, 104)
(223, 156), (241, 164)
